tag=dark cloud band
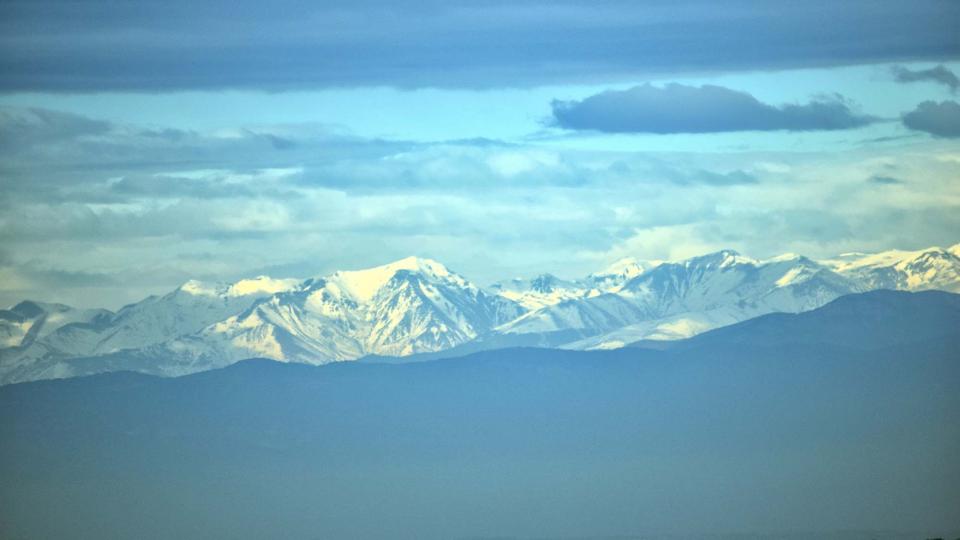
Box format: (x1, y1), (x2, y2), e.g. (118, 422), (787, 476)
(0, 0), (957, 91)
(551, 84), (876, 134)
(891, 65), (959, 92)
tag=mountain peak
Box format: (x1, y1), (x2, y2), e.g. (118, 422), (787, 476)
(327, 256), (456, 303)
(592, 257), (661, 279)
(529, 273), (560, 293)
(823, 245), (949, 273)
(599, 257), (639, 274)
(10, 300), (50, 318)
(820, 244), (960, 294)
(686, 249), (754, 268)
(177, 279), (227, 297)
(390, 255), (449, 272)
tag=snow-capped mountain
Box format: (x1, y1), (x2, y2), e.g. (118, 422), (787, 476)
(488, 273), (592, 310)
(487, 257), (663, 311)
(0, 257), (523, 383)
(498, 250), (863, 348)
(582, 257), (663, 291)
(555, 246), (960, 350)
(822, 245), (960, 293)
(1, 244), (958, 384)
(187, 256), (523, 365)
(0, 276), (301, 383)
(22, 276), (299, 357)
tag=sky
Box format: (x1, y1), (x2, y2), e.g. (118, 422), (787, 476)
(1, 0), (959, 309)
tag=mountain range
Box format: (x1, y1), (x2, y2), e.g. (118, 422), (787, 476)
(2, 243), (959, 384)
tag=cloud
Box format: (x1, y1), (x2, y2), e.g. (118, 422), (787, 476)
(674, 169), (757, 186)
(0, 1), (957, 91)
(550, 84), (877, 134)
(901, 101), (960, 138)
(891, 65), (959, 92)
(0, 107), (110, 151)
(631, 163), (758, 186)
(867, 175), (904, 185)
(2, 106), (959, 309)
(0, 260), (118, 307)
(109, 170), (302, 200)
(0, 106), (419, 205)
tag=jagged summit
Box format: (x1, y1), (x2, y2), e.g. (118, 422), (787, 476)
(325, 256), (462, 303)
(822, 245), (960, 293)
(528, 274), (563, 293)
(682, 249), (755, 269)
(592, 257), (649, 278)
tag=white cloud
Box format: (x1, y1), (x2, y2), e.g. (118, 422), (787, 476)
(1, 107), (959, 308)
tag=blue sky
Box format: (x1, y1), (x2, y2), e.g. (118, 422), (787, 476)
(0, 1), (959, 308)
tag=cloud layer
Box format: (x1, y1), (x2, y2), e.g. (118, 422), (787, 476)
(901, 101), (960, 138)
(892, 65), (959, 92)
(551, 84), (876, 134)
(2, 106), (959, 309)
(0, 1), (957, 91)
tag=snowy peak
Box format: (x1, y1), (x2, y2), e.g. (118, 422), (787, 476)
(9, 301), (54, 319)
(363, 270), (484, 356)
(183, 256), (522, 365)
(593, 257), (647, 280)
(176, 279), (228, 297)
(618, 249), (846, 309)
(325, 256), (466, 304)
(683, 249), (756, 270)
(504, 248), (861, 341)
(528, 274), (564, 293)
(489, 273), (589, 311)
(585, 257), (662, 290)
(822, 246), (960, 293)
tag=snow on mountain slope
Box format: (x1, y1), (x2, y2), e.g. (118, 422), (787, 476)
(504, 250), (863, 347)
(0, 277), (300, 384)
(363, 267), (517, 355)
(2, 244), (959, 384)
(822, 246), (960, 293)
(166, 257), (525, 368)
(489, 258), (663, 311)
(195, 280), (366, 364)
(583, 257), (662, 291)
(495, 292), (655, 335)
(489, 273), (591, 310)
(41, 277), (300, 358)
(560, 307), (745, 351)
(618, 251), (862, 315)
(326, 256), (456, 303)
